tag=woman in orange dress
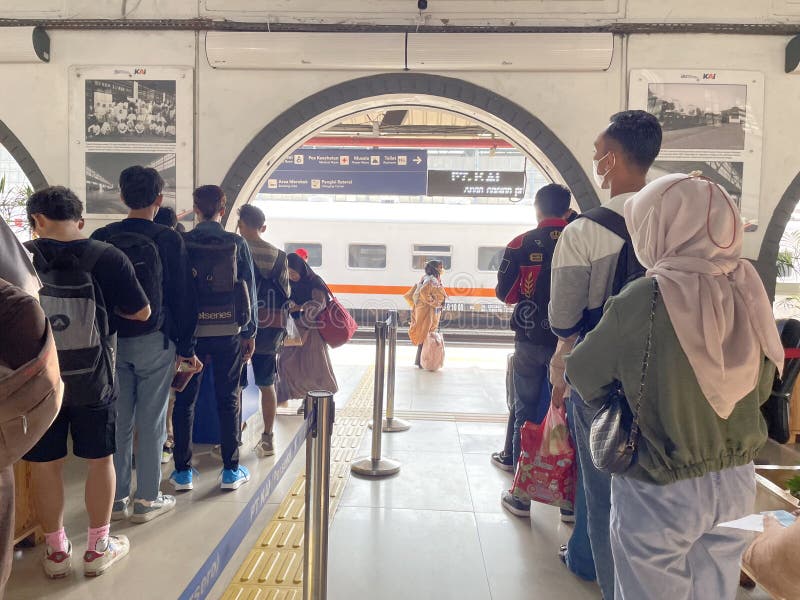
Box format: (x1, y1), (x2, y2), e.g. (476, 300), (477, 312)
(408, 260), (447, 367)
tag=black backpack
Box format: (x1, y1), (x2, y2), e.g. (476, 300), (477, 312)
(25, 240), (116, 406)
(104, 226), (165, 336)
(256, 250), (289, 323)
(580, 207), (645, 296)
(185, 234), (251, 337)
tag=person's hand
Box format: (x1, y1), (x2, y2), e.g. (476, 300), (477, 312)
(177, 354), (202, 372)
(551, 380), (567, 410)
(241, 337), (255, 361)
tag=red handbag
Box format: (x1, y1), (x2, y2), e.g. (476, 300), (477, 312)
(317, 285), (358, 348)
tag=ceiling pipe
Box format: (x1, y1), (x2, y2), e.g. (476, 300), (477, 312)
(303, 136), (515, 148)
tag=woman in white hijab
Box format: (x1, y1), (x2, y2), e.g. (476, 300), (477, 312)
(565, 173), (783, 599)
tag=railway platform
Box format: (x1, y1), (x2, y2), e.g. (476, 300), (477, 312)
(7, 341), (774, 600)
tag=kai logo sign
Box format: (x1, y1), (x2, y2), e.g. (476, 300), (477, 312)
(134, 68), (147, 75)
(702, 73), (717, 79)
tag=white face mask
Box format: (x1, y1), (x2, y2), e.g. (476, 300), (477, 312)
(592, 152), (615, 190)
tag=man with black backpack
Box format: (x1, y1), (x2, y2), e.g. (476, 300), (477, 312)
(24, 187), (151, 578)
(91, 166), (199, 525)
(171, 185), (257, 491)
(548, 111), (662, 599)
(237, 204), (290, 458)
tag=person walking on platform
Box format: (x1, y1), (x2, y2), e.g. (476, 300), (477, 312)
(548, 111), (662, 598)
(408, 260), (447, 367)
(92, 166), (199, 524)
(24, 187), (151, 578)
(276, 253), (338, 408)
(237, 204), (290, 457)
(170, 185), (257, 492)
(566, 173), (783, 599)
(492, 184), (570, 517)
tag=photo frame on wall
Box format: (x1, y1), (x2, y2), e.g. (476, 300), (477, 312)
(69, 66), (193, 220)
(629, 69), (764, 259)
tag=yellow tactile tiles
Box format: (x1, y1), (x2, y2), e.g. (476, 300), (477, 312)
(222, 367), (375, 599)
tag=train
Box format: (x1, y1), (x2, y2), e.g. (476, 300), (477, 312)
(251, 195), (536, 328)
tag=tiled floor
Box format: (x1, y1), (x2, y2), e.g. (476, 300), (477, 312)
(5, 343), (778, 599)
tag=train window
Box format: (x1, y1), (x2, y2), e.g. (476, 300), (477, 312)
(348, 244), (387, 269)
(478, 247), (505, 271)
(285, 242), (322, 268)
(412, 244), (452, 270)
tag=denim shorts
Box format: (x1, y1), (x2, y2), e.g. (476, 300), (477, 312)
(242, 353), (278, 387)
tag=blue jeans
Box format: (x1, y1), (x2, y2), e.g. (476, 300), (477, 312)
(568, 389), (615, 599)
(114, 332), (175, 502)
(511, 341), (553, 465)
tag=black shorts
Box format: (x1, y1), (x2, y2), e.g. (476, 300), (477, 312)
(241, 353), (278, 387)
(23, 403), (116, 462)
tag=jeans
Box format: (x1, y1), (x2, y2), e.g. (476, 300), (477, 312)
(511, 341), (553, 465)
(611, 463), (755, 600)
(570, 389), (615, 599)
(173, 336), (243, 472)
(565, 395), (597, 582)
(114, 332), (175, 502)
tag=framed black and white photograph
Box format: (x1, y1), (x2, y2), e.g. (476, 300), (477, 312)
(630, 69), (764, 257)
(85, 152), (176, 215)
(70, 66), (193, 219)
(647, 83), (747, 151)
(85, 79), (176, 144)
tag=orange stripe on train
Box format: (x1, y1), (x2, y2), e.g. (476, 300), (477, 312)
(327, 284), (497, 298)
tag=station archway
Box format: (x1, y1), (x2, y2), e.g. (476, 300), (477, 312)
(220, 73), (599, 225)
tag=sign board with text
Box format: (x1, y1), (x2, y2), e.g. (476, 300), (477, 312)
(426, 170), (526, 199)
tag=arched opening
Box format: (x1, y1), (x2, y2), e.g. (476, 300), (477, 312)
(220, 73), (597, 223)
(0, 120), (47, 241)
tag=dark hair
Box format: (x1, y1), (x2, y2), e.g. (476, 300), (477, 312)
(535, 184), (571, 218)
(238, 204), (266, 229)
(193, 185), (226, 220)
(26, 186), (83, 227)
(175, 222), (186, 233)
(119, 165), (164, 209)
(154, 206), (178, 228)
(424, 260), (443, 277)
(605, 110), (663, 172)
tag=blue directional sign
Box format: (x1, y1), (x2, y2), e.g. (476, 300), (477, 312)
(260, 148), (428, 195)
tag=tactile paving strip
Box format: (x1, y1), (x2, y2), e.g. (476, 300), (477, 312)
(222, 367), (375, 599)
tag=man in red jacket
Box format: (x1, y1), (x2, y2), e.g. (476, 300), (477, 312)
(492, 184), (571, 517)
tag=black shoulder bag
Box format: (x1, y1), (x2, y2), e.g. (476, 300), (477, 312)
(589, 279), (659, 474)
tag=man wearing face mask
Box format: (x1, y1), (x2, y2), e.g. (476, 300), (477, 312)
(547, 110), (662, 599)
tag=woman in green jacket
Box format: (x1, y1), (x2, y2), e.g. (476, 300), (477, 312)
(565, 173), (784, 600)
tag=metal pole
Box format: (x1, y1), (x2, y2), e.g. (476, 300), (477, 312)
(383, 310), (410, 432)
(304, 391), (335, 600)
(351, 320), (401, 477)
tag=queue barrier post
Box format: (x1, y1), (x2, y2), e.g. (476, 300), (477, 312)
(350, 320), (401, 477)
(303, 391), (335, 600)
(382, 310), (410, 432)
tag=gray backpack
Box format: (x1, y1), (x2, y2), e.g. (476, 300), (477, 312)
(25, 240), (116, 406)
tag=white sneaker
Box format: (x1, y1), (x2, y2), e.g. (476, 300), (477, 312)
(43, 542), (72, 579)
(130, 494), (177, 524)
(83, 535), (130, 577)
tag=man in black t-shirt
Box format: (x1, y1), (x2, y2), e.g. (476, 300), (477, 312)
(24, 187), (150, 579)
(92, 166), (199, 526)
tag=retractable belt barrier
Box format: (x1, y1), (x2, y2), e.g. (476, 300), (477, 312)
(178, 390), (335, 600)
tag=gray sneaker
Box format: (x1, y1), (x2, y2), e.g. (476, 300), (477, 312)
(500, 490), (531, 517)
(111, 497), (130, 521)
(130, 493), (176, 524)
(254, 433), (275, 457)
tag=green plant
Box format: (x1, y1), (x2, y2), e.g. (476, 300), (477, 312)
(0, 174), (33, 238)
(786, 475), (800, 500)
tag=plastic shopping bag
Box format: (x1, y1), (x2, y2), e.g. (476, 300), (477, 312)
(283, 317), (304, 347)
(511, 404), (576, 511)
(420, 331), (445, 371)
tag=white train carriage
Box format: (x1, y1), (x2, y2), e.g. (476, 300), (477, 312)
(252, 196), (536, 327)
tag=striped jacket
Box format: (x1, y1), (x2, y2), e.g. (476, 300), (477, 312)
(548, 192), (635, 339)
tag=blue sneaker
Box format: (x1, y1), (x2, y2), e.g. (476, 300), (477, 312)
(169, 469), (194, 491)
(221, 466), (250, 490)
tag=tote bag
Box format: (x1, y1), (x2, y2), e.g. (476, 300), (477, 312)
(317, 283), (358, 348)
